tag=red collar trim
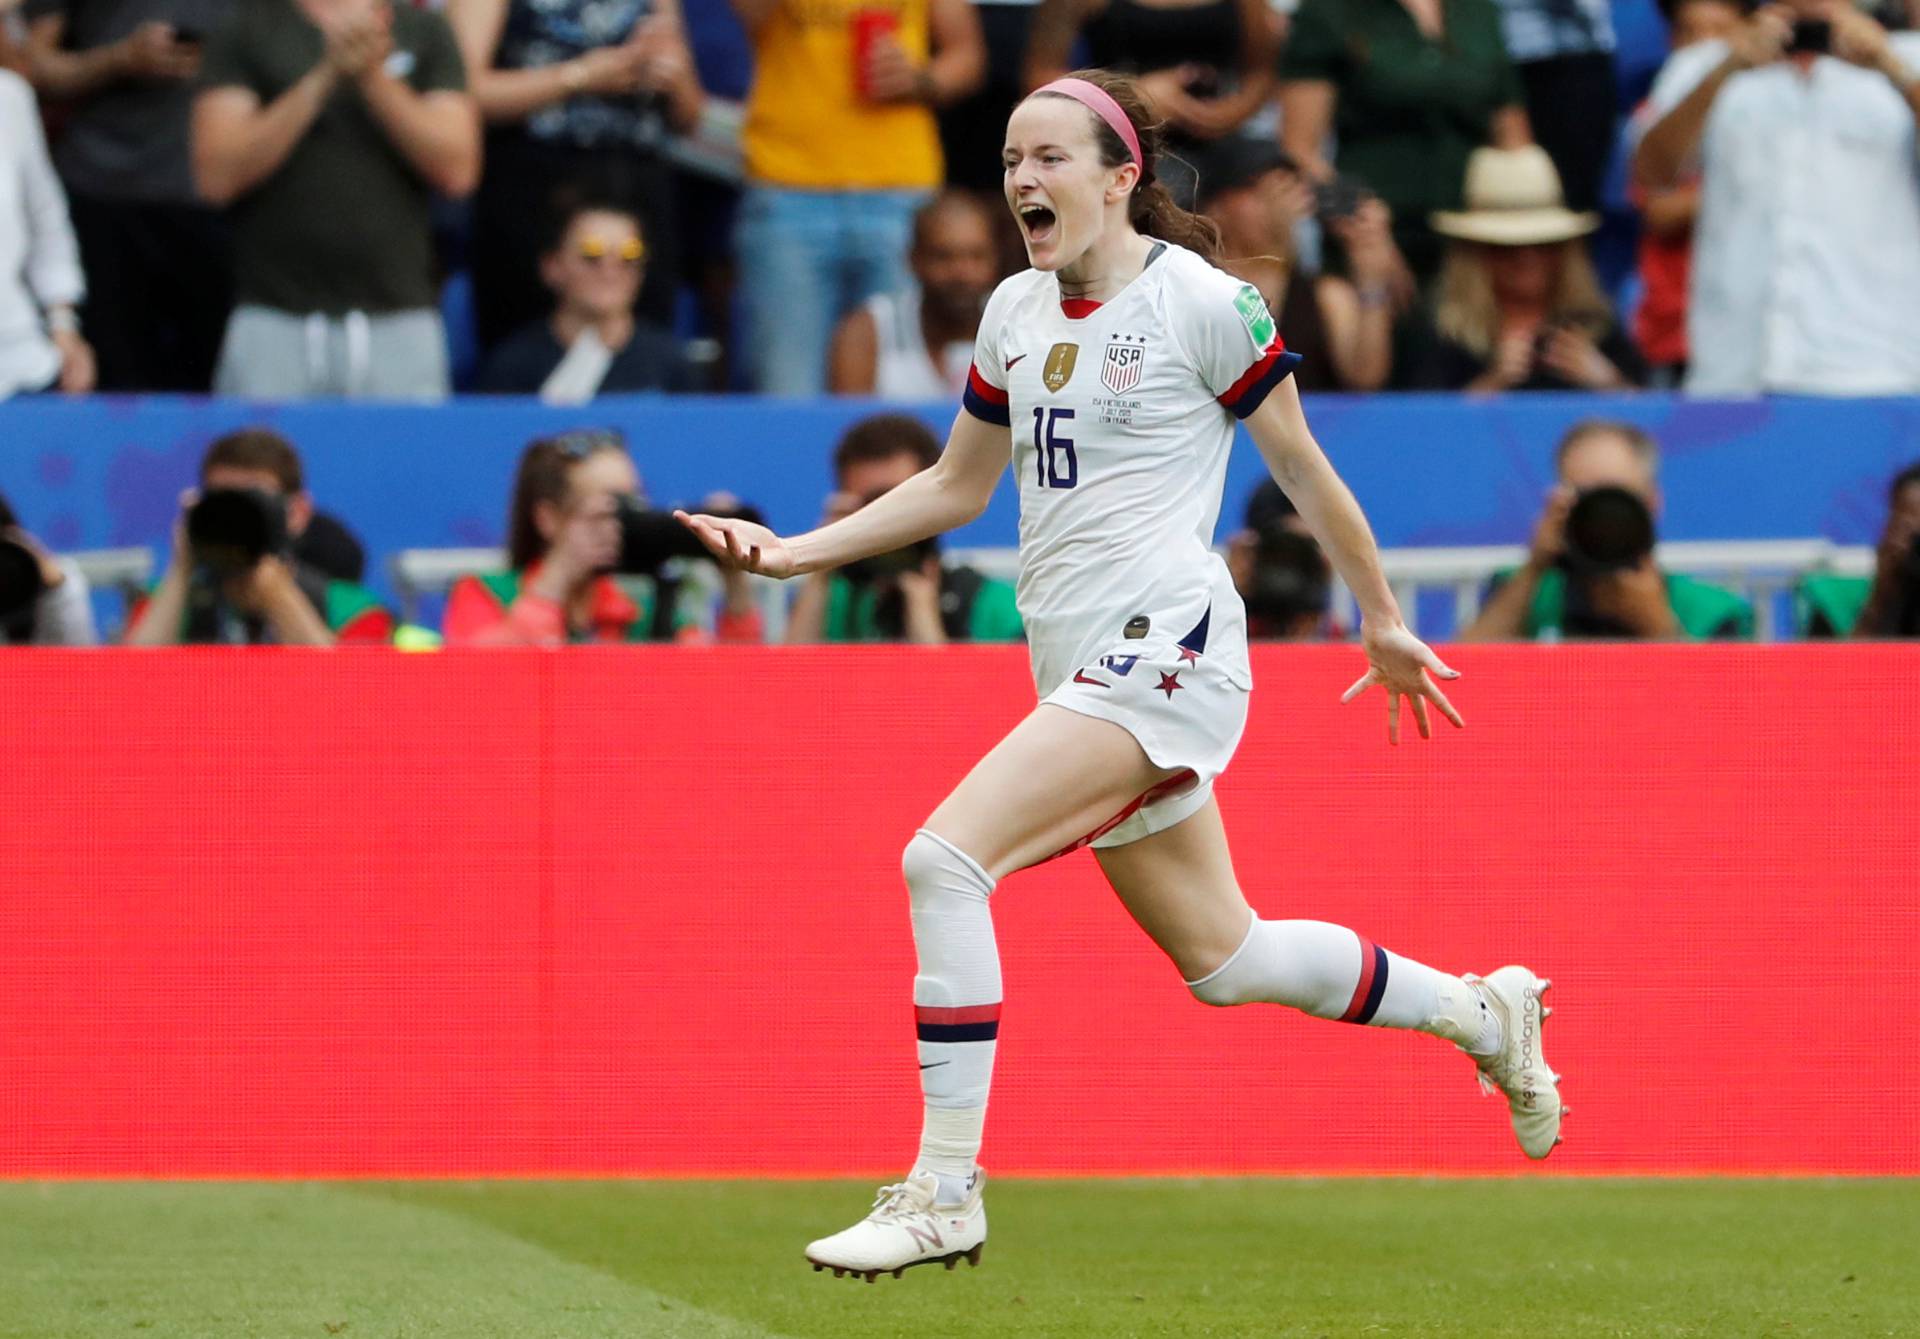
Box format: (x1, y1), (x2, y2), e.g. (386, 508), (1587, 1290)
(1060, 297), (1103, 319)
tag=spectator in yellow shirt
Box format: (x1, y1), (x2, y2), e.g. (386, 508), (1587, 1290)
(730, 0), (985, 395)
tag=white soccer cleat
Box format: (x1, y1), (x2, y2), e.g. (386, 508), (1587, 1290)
(805, 1171), (987, 1281)
(1463, 966), (1563, 1160)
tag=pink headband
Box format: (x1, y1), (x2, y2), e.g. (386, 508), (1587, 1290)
(1032, 77), (1141, 169)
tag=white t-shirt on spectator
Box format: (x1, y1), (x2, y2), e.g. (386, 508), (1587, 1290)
(0, 70), (85, 399)
(1638, 38), (1920, 396)
(865, 287), (971, 402)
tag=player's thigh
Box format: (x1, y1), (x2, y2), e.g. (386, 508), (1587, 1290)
(1094, 796), (1253, 981)
(923, 703), (1181, 879)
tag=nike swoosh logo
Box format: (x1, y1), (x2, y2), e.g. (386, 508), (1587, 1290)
(919, 1061), (949, 1071)
(1006, 354), (1028, 369)
(1072, 670), (1109, 688)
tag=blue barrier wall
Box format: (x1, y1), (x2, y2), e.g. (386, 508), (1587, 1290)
(2, 393), (1915, 609)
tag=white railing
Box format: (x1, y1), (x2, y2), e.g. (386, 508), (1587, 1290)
(67, 547), (154, 594)
(370, 538), (1880, 642)
(387, 546), (792, 638)
(389, 548), (505, 625)
(963, 540), (1876, 641)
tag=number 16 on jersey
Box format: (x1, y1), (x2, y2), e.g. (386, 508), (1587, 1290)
(1031, 407), (1077, 490)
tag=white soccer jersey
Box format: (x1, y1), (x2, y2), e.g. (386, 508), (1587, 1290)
(961, 242), (1300, 698)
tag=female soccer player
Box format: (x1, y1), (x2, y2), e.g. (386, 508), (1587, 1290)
(677, 70), (1562, 1280)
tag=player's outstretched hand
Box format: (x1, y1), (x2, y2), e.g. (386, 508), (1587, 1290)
(1341, 623), (1464, 746)
(674, 510), (797, 579)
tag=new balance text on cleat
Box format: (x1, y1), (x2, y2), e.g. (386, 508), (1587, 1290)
(1462, 967), (1562, 1160)
(804, 1171), (987, 1279)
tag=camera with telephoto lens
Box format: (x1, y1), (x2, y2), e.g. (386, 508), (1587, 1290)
(841, 536), (940, 587)
(839, 487), (940, 586)
(611, 495), (766, 575)
(842, 538), (940, 588)
(1559, 485), (1655, 576)
(1556, 486), (1659, 637)
(1895, 531), (1920, 635)
(0, 535), (47, 626)
(0, 493), (46, 627)
(187, 487), (290, 575)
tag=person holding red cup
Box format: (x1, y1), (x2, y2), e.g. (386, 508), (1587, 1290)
(731, 0), (987, 395)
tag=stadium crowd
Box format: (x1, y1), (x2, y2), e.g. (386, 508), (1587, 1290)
(2, 0), (1919, 643)
(9, 0), (1920, 398)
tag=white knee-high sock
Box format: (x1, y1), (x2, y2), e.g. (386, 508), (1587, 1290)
(903, 829), (1000, 1201)
(1185, 917), (1499, 1054)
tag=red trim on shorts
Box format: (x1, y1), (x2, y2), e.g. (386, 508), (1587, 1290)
(1337, 936), (1380, 1023)
(1039, 769), (1199, 864)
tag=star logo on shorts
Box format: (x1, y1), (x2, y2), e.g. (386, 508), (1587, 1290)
(1156, 671), (1184, 700)
(1176, 646), (1200, 664)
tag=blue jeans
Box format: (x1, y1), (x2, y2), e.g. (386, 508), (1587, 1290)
(735, 185), (929, 396)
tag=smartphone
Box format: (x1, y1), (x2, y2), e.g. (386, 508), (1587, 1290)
(1787, 18), (1831, 54)
(1313, 175), (1368, 223)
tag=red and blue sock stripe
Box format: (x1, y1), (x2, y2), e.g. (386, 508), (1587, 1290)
(1338, 938), (1389, 1025)
(915, 1003), (1001, 1043)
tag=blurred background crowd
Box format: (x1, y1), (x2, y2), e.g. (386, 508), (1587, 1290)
(11, 0), (1920, 401)
(3, 0), (1919, 646)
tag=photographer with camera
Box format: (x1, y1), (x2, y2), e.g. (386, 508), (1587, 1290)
(784, 413), (1022, 645)
(1461, 419), (1752, 641)
(1853, 462), (1920, 637)
(1226, 480), (1337, 641)
(125, 429), (391, 646)
(125, 426), (391, 641)
(1801, 462), (1920, 636)
(0, 491), (99, 645)
(442, 429), (765, 645)
(1632, 0), (1920, 395)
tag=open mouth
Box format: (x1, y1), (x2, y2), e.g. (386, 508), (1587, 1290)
(1018, 203), (1057, 246)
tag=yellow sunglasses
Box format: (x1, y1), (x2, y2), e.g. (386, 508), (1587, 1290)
(578, 236), (645, 264)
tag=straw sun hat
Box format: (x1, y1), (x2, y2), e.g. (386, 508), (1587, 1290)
(1430, 145), (1599, 246)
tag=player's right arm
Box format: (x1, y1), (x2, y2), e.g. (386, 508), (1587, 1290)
(682, 274), (1021, 578)
(675, 411), (1009, 580)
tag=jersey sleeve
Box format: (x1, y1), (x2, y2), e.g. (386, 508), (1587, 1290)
(960, 276), (1020, 427)
(1179, 271), (1304, 420)
(410, 11), (469, 94)
(197, 7), (259, 95)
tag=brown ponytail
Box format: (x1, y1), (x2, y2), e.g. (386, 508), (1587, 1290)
(1033, 68), (1223, 264)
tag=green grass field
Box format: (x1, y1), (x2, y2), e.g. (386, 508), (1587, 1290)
(4, 1179), (1915, 1338)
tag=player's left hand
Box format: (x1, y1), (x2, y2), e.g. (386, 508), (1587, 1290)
(1342, 622), (1464, 745)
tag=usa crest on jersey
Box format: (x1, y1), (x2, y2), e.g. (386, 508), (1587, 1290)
(1101, 336), (1145, 395)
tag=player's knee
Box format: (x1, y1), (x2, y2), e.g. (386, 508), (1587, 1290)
(1183, 920), (1262, 1007)
(902, 828), (994, 907)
